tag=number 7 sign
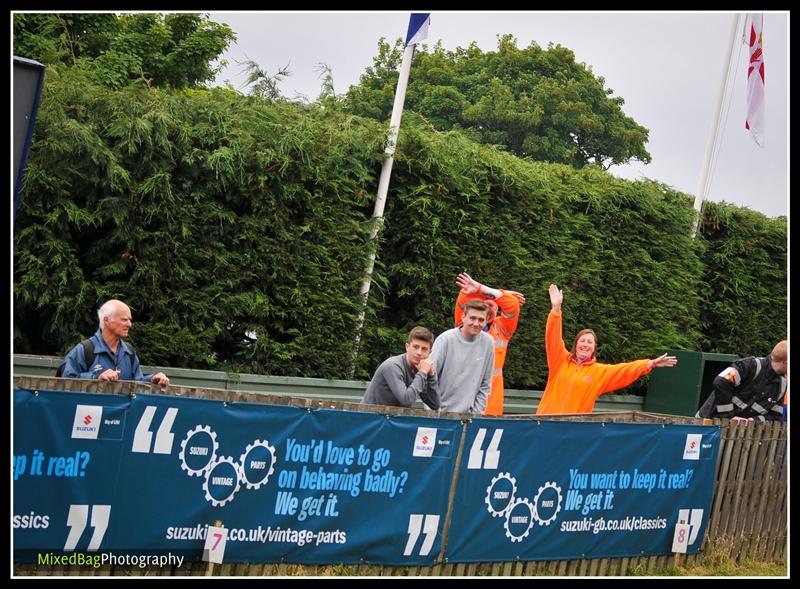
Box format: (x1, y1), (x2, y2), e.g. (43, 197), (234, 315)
(203, 525), (228, 564)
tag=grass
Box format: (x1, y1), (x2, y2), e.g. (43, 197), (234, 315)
(628, 556), (786, 577)
(627, 537), (786, 577)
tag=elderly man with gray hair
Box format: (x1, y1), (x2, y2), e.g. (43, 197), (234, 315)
(59, 299), (169, 385)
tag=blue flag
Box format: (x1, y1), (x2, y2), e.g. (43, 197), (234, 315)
(405, 13), (430, 47)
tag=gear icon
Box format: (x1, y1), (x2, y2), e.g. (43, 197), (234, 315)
(485, 472), (518, 518)
(178, 425), (219, 477)
(532, 481), (563, 526)
(504, 498), (535, 542)
(238, 439), (277, 490)
(203, 456), (242, 507)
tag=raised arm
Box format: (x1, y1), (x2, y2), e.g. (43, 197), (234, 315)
(454, 273), (485, 325)
(492, 289), (522, 339)
(457, 272), (526, 304)
(545, 284), (569, 371)
(549, 283), (563, 313)
(455, 273), (525, 331)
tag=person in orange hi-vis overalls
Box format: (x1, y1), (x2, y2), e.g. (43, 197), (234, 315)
(453, 273), (525, 416)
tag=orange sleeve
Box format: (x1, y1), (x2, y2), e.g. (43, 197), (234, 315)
(454, 290), (485, 326)
(492, 289), (521, 340)
(597, 360), (652, 395)
(545, 310), (570, 372)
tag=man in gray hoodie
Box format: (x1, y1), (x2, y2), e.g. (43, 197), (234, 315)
(430, 300), (494, 414)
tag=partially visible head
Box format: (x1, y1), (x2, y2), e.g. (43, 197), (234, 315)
(771, 339), (788, 375)
(98, 299), (133, 338)
(405, 326), (434, 369)
(571, 328), (598, 363)
(460, 300), (490, 339)
(484, 300), (498, 325)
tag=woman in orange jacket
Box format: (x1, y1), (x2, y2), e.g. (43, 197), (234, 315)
(536, 284), (677, 415)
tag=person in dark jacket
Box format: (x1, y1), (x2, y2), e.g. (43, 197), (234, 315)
(697, 340), (787, 422)
(61, 299), (170, 385)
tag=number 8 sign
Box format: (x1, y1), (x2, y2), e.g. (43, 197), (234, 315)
(671, 521), (689, 553)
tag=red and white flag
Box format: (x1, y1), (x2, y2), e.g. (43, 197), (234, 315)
(744, 13), (765, 147)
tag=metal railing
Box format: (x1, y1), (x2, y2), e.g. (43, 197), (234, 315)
(12, 354), (644, 414)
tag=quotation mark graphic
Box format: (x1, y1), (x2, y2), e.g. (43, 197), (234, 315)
(467, 428), (503, 469)
(131, 406), (178, 454)
(677, 508), (704, 545)
(404, 514), (440, 556)
(64, 504), (111, 551)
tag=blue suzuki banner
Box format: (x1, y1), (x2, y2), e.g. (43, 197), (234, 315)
(446, 420), (720, 561)
(13, 388), (461, 565)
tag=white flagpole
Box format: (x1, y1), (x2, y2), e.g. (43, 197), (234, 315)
(349, 42), (417, 376)
(691, 13), (741, 238)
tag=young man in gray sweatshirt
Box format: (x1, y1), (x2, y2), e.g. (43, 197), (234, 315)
(430, 300), (494, 414)
(361, 326), (440, 409)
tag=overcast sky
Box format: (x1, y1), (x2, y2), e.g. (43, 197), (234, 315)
(208, 11), (788, 219)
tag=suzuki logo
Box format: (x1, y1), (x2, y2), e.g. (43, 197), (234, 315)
(83, 415), (93, 426)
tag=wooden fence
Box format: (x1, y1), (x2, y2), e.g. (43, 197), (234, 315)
(13, 377), (786, 576)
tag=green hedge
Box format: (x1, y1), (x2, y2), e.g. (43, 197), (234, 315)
(13, 70), (787, 391)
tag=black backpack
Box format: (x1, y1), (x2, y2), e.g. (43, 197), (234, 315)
(55, 339), (136, 377)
